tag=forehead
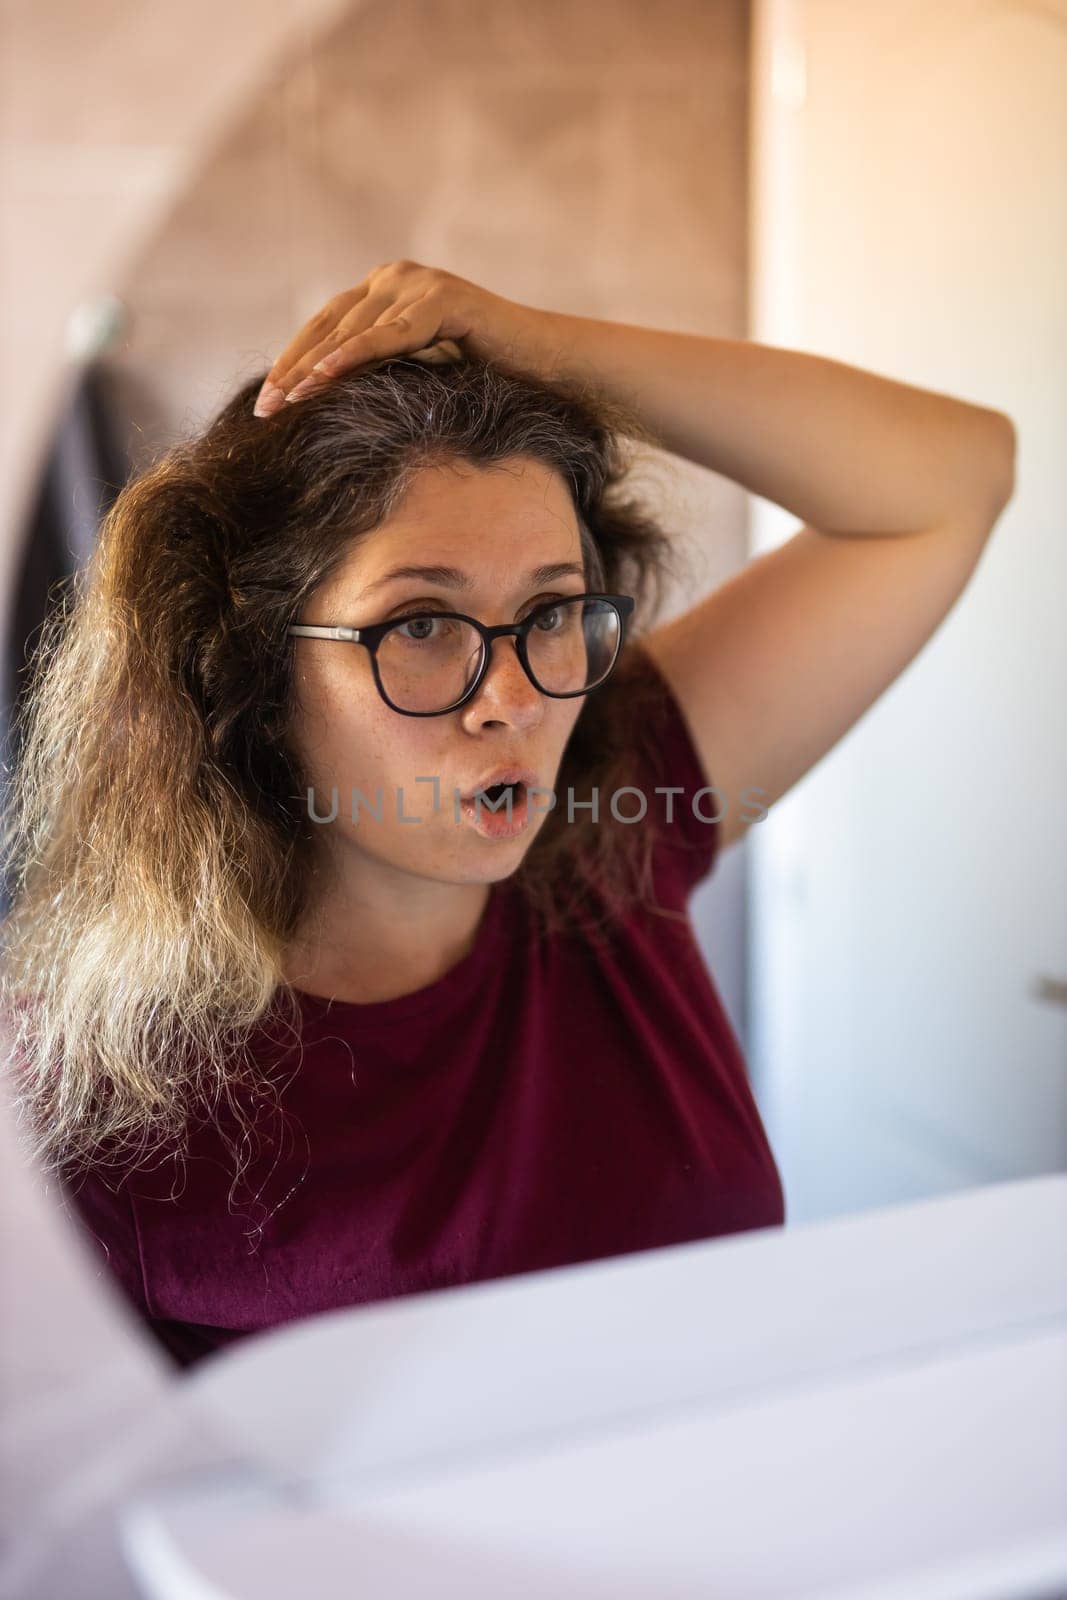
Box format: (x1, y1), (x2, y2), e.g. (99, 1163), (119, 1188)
(331, 458), (586, 601)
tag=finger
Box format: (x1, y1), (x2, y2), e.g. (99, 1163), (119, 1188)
(283, 299), (440, 404)
(309, 292), (439, 379)
(288, 293), (409, 384)
(272, 286), (367, 383)
(253, 286), (369, 414)
(256, 292), (403, 415)
(281, 317), (418, 404)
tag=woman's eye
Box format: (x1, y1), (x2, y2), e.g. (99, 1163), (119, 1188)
(396, 615), (446, 641)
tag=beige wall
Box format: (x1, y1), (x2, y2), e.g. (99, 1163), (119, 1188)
(748, 0), (1067, 1216)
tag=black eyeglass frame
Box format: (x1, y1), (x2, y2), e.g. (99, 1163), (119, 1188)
(287, 592), (636, 717)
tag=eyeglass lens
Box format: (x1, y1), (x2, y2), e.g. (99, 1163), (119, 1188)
(377, 598), (621, 713)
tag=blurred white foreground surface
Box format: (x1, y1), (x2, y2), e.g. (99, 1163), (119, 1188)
(110, 1173), (1067, 1600)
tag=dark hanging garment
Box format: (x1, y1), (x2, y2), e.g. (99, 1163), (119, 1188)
(0, 361), (131, 912)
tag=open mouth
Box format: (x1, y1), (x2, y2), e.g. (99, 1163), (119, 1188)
(464, 780), (527, 804)
(459, 779), (534, 838)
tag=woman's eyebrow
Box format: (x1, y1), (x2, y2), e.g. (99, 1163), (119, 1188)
(360, 560), (586, 600)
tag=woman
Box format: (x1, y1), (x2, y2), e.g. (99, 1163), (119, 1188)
(0, 262), (1015, 1370)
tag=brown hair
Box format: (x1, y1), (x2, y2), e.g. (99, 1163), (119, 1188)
(0, 349), (688, 1183)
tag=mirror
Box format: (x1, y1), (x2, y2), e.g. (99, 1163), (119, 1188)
(1, 0), (1063, 1385)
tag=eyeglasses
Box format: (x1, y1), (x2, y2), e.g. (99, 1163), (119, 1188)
(287, 592), (635, 717)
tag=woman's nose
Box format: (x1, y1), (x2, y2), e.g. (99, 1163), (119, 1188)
(470, 634), (542, 711)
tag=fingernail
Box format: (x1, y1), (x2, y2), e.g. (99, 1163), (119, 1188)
(285, 375), (326, 403)
(253, 382), (285, 418)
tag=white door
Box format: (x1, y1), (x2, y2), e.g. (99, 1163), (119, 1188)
(748, 0), (1067, 1221)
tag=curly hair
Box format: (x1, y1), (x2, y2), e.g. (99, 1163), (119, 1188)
(0, 348), (690, 1187)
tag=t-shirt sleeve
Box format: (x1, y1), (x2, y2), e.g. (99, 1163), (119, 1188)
(633, 646), (721, 896)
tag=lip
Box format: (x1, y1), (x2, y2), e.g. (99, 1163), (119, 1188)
(460, 766), (540, 801)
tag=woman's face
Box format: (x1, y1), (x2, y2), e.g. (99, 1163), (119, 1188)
(288, 455), (590, 889)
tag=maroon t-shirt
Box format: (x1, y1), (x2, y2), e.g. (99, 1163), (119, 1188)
(59, 658), (786, 1369)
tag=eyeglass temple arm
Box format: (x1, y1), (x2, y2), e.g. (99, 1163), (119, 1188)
(287, 624), (362, 642)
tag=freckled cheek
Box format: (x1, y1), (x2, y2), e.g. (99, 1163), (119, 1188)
(391, 745), (467, 823)
(321, 701), (455, 823)
(291, 672), (381, 783)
